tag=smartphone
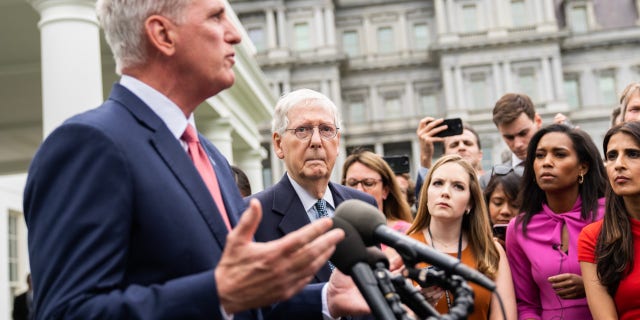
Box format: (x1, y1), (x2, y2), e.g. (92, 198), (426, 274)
(383, 155), (411, 174)
(434, 118), (463, 138)
(492, 224), (508, 242)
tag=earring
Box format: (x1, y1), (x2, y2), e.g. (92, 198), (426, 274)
(578, 173), (584, 184)
(465, 209), (470, 215)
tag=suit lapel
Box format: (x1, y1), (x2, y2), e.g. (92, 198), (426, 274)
(109, 84), (229, 249)
(272, 177), (333, 282)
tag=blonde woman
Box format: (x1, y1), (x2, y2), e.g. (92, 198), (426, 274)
(407, 154), (517, 319)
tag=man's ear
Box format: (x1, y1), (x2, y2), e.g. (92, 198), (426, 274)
(273, 132), (285, 159)
(144, 15), (177, 56)
(534, 113), (543, 129)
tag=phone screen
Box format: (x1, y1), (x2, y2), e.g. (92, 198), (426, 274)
(492, 224), (508, 241)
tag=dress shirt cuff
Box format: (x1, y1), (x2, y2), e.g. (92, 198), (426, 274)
(418, 166), (429, 179)
(322, 283), (340, 320)
(220, 305), (233, 320)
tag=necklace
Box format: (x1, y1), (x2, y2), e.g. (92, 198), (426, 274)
(428, 226), (463, 310)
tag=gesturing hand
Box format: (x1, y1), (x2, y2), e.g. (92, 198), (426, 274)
(548, 273), (586, 299)
(216, 199), (345, 314)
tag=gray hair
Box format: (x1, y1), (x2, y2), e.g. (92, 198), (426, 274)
(96, 0), (191, 74)
(271, 89), (342, 135)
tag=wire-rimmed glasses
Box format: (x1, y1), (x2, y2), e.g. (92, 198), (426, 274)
(285, 124), (339, 140)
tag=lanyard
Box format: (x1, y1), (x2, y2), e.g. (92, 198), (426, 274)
(428, 226), (463, 309)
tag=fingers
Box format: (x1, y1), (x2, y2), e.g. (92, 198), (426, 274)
(228, 199), (262, 245)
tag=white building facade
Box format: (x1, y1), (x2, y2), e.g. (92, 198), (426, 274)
(230, 0), (640, 181)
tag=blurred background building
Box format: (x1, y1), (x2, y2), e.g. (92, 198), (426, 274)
(229, 0), (640, 185)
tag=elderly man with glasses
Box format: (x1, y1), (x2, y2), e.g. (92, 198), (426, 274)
(247, 88), (377, 317)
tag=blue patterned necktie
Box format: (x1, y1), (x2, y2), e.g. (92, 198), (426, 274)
(315, 199), (335, 271)
(315, 199), (330, 219)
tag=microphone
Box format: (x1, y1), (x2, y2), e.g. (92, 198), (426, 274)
(366, 246), (389, 269)
(330, 217), (396, 320)
(335, 199), (496, 291)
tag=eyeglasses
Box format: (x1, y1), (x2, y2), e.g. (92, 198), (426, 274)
(285, 124), (339, 140)
(491, 165), (524, 177)
(345, 178), (382, 190)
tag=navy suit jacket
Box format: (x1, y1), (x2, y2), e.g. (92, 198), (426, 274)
(250, 175), (377, 283)
(25, 84), (269, 319)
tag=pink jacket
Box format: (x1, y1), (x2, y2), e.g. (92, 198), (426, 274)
(506, 196), (605, 320)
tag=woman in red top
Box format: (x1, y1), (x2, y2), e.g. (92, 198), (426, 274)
(578, 121), (640, 319)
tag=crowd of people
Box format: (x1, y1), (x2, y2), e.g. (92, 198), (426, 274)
(13, 0), (640, 319)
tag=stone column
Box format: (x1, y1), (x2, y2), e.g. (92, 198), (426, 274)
(503, 61), (512, 92)
(331, 78), (342, 111)
(369, 85), (378, 120)
(532, 0), (542, 26)
(363, 15), (373, 62)
(492, 62), (503, 99)
(324, 7), (336, 47)
(442, 65), (456, 111)
(235, 149), (265, 193)
(314, 6), (325, 48)
(405, 81), (415, 116)
(29, 0), (103, 137)
(454, 65), (464, 110)
(266, 8), (277, 49)
(636, 0), (640, 25)
(551, 55), (565, 101)
(445, 0), (456, 33)
(276, 7), (288, 48)
(434, 0), (447, 35)
(200, 117), (234, 162)
(541, 56), (553, 102)
(398, 12), (408, 57)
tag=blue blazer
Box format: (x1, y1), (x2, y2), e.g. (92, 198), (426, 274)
(250, 175), (377, 283)
(24, 84), (255, 319)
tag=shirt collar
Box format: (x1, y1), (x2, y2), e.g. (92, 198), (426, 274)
(512, 154), (523, 168)
(286, 173), (335, 212)
(120, 75), (195, 141)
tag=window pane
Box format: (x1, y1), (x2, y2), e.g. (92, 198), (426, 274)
(413, 23), (429, 50)
(248, 27), (265, 52)
(384, 95), (402, 118)
(377, 27), (394, 53)
(519, 72), (538, 102)
(511, 0), (527, 27)
(599, 73), (616, 104)
(349, 101), (366, 123)
(342, 31), (359, 56)
(569, 6), (588, 32)
(418, 93), (438, 116)
(462, 4), (478, 32)
(8, 214), (18, 282)
(564, 78), (581, 109)
(294, 22), (311, 50)
(470, 76), (487, 109)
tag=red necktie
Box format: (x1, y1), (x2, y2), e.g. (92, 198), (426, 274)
(182, 124), (231, 231)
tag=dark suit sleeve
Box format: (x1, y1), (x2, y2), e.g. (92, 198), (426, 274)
(24, 124), (224, 319)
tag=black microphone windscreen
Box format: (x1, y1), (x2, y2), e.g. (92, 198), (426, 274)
(334, 199), (386, 246)
(366, 247), (389, 269)
(330, 216), (368, 275)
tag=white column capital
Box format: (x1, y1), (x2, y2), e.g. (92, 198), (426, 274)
(28, 0), (99, 27)
(30, 0), (103, 137)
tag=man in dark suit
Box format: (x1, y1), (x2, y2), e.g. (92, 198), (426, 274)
(23, 1), (350, 319)
(248, 89), (374, 319)
(12, 274), (32, 320)
(251, 89), (377, 284)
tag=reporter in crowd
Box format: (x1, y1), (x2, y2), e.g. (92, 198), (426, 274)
(506, 124), (606, 319)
